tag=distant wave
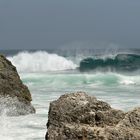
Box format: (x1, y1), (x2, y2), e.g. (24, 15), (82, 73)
(7, 51), (140, 73)
(7, 51), (77, 73)
(79, 53), (140, 72)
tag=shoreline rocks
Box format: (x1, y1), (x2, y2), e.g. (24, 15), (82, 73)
(46, 92), (140, 140)
(0, 55), (35, 116)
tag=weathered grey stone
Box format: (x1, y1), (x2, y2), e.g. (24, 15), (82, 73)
(0, 55), (35, 116)
(46, 92), (140, 140)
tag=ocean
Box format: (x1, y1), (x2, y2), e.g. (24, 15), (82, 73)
(0, 49), (140, 140)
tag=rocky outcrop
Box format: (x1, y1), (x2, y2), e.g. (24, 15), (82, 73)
(46, 92), (140, 140)
(0, 55), (35, 116)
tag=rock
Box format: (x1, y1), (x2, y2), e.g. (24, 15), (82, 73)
(46, 92), (140, 140)
(0, 55), (35, 116)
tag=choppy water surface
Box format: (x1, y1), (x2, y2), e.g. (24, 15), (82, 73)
(0, 50), (140, 140)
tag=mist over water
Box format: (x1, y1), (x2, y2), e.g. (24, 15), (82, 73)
(0, 49), (140, 140)
(7, 49), (140, 73)
(8, 51), (77, 72)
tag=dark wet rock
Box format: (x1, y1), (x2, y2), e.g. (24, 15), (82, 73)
(46, 92), (140, 140)
(0, 55), (35, 116)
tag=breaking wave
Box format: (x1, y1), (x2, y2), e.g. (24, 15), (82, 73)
(7, 51), (77, 73)
(79, 53), (140, 72)
(7, 51), (140, 73)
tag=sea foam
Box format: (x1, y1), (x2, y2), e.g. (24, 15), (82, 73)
(8, 51), (77, 73)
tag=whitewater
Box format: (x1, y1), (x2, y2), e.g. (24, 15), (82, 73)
(0, 50), (140, 140)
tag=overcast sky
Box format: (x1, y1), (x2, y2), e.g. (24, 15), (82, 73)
(0, 0), (140, 50)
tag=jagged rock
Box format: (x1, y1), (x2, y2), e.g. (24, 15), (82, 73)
(0, 55), (35, 116)
(46, 92), (140, 140)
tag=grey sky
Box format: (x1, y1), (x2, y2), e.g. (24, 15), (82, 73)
(0, 0), (140, 50)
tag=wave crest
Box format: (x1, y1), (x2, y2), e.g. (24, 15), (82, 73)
(79, 53), (140, 72)
(7, 51), (77, 73)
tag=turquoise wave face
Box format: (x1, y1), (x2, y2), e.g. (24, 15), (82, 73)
(21, 72), (140, 89)
(20, 72), (140, 112)
(79, 54), (140, 72)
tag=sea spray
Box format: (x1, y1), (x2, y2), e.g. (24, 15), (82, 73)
(0, 114), (14, 140)
(0, 98), (15, 140)
(8, 51), (77, 73)
(0, 96), (34, 116)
